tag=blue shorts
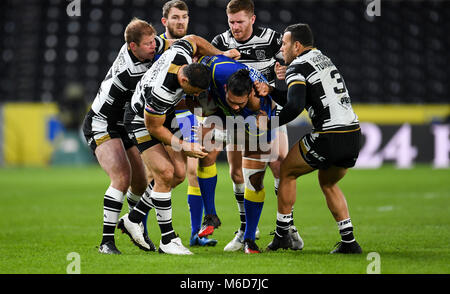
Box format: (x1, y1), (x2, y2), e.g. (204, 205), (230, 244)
(175, 110), (198, 143)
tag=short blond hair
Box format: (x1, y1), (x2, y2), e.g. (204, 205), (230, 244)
(124, 17), (156, 45)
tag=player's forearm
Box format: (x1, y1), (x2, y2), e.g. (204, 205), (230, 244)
(185, 34), (223, 56)
(145, 115), (184, 149)
(269, 84), (306, 128)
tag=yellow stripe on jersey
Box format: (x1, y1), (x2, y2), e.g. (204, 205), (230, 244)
(299, 139), (309, 155)
(168, 63), (181, 74)
(314, 127), (361, 134)
(95, 134), (111, 146)
(288, 81), (306, 88)
(212, 62), (235, 88)
(136, 134), (152, 144)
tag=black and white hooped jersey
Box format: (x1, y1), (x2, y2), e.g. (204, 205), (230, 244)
(130, 39), (194, 119)
(285, 49), (359, 132)
(90, 36), (168, 124)
(212, 27), (283, 86)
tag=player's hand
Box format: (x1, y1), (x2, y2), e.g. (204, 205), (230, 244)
(224, 49), (241, 60)
(255, 110), (268, 131)
(182, 141), (208, 158)
(254, 81), (271, 97)
(275, 62), (287, 80)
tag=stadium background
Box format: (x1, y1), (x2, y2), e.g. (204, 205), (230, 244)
(0, 0), (449, 168)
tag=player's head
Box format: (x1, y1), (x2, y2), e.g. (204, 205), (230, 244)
(226, 0), (256, 42)
(180, 63), (211, 96)
(125, 17), (157, 61)
(281, 23), (314, 65)
(162, 0), (189, 39)
(225, 68), (254, 112)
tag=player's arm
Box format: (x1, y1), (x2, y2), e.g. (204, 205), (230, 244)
(255, 81), (306, 129)
(144, 111), (208, 158)
(273, 82), (306, 127)
(144, 112), (181, 148)
(182, 34), (240, 60)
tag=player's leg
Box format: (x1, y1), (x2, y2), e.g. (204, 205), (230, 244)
(175, 110), (210, 245)
(125, 145), (157, 251)
(319, 130), (362, 254)
(197, 149), (221, 237)
(267, 139), (314, 251)
(268, 125), (289, 196)
(185, 156), (218, 246)
(197, 121), (223, 238)
(318, 166), (361, 254)
(153, 145), (192, 254)
(94, 138), (131, 254)
(241, 153), (269, 254)
(227, 148), (246, 232)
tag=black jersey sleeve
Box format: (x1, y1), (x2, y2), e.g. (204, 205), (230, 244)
(269, 83), (306, 128)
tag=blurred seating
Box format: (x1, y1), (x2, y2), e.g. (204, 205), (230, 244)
(0, 0), (448, 107)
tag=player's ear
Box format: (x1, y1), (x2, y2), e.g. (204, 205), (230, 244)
(161, 17), (167, 27)
(129, 41), (138, 51)
(251, 14), (256, 25)
(180, 76), (189, 86)
(294, 41), (302, 53)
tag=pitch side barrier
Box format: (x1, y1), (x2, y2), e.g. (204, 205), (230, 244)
(1, 103), (448, 168)
(286, 104), (450, 169)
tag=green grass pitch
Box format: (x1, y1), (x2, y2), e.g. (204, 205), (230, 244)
(0, 164), (448, 274)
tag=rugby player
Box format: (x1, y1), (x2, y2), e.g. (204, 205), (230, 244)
(186, 55), (302, 253)
(119, 36), (239, 255)
(82, 18), (173, 254)
(199, 0), (296, 252)
(262, 24), (362, 254)
(160, 0), (218, 247)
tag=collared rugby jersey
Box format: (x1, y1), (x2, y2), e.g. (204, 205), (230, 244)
(130, 39), (195, 119)
(212, 27), (283, 86)
(90, 36), (168, 124)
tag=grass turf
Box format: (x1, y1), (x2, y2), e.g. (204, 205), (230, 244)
(0, 164), (448, 274)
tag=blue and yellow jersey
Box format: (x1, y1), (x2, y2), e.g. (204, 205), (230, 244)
(199, 55), (275, 119)
(199, 55), (276, 141)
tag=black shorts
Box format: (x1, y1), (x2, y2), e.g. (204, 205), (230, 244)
(82, 109), (134, 152)
(298, 128), (361, 170)
(124, 108), (181, 154)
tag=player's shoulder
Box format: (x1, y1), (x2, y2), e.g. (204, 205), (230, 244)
(211, 30), (233, 49)
(171, 38), (195, 55)
(255, 26), (281, 38)
(286, 49), (324, 80)
(254, 26), (282, 44)
(111, 43), (140, 76)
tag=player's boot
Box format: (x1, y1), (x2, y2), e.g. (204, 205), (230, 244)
(98, 240), (121, 255)
(190, 233), (218, 247)
(330, 241), (362, 254)
(142, 229), (157, 252)
(266, 232), (293, 251)
(159, 237), (193, 255)
(117, 213), (151, 251)
(289, 225), (304, 250)
(223, 230), (244, 252)
(198, 214), (221, 238)
(243, 239), (261, 254)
